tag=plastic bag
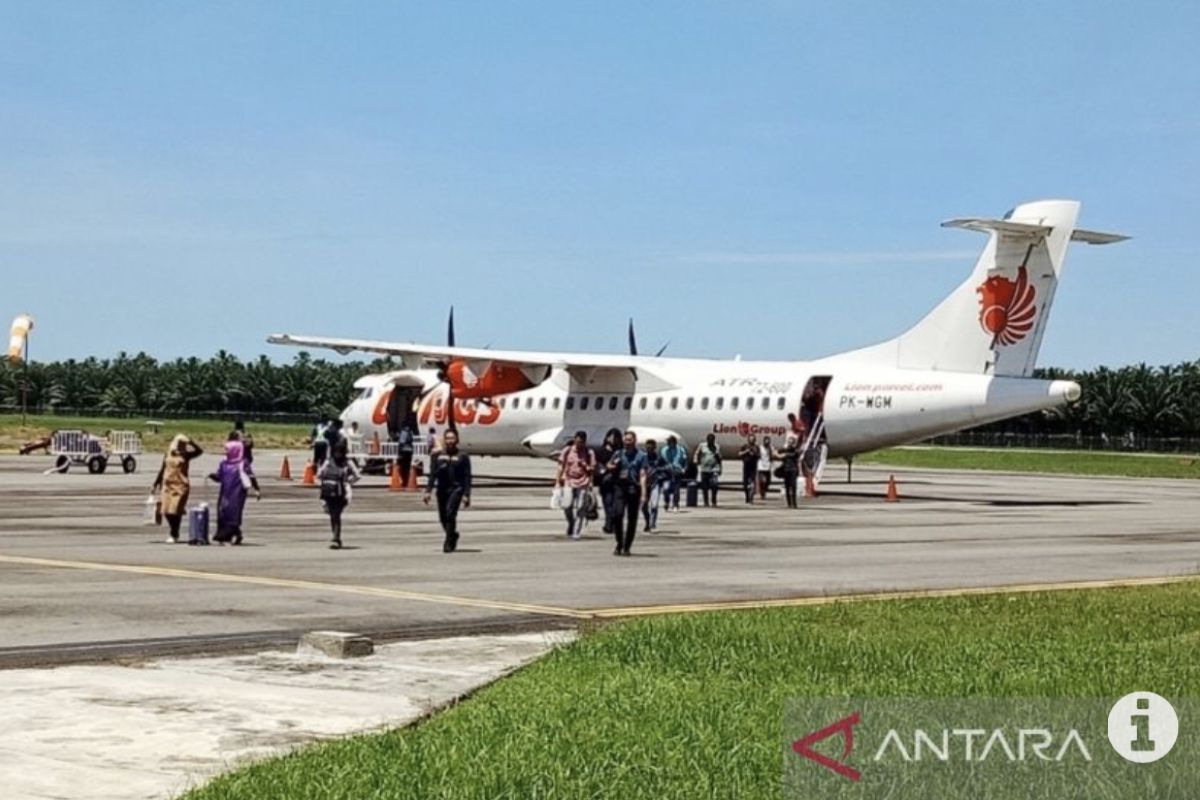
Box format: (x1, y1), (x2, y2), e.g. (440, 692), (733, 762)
(142, 494), (157, 526)
(550, 486), (564, 510)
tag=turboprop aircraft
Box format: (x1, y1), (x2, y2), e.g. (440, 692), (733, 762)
(269, 199), (1125, 486)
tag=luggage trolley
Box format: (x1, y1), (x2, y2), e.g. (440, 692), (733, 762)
(50, 429), (143, 474)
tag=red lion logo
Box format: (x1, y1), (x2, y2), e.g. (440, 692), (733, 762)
(976, 265), (1037, 346)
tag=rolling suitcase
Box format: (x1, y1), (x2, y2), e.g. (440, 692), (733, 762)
(188, 503), (210, 545)
(685, 480), (699, 508)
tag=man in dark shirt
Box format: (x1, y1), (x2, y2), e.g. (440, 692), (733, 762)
(423, 428), (472, 553)
(607, 430), (648, 557)
(737, 434), (760, 504)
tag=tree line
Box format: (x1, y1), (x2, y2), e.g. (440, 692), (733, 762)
(1, 352), (1198, 439)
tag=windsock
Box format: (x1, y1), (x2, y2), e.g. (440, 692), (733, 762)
(8, 314), (33, 363)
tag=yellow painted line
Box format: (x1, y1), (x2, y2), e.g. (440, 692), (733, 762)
(0, 554), (590, 620)
(586, 574), (1200, 619)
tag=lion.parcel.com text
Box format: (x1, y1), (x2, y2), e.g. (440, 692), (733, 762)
(784, 693), (1193, 798)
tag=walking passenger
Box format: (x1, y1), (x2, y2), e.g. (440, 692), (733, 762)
(555, 430), (596, 539)
(777, 434), (801, 508)
(694, 433), (722, 507)
(607, 431), (648, 556)
(642, 439), (672, 532)
(661, 435), (688, 511)
(232, 417), (255, 465)
(397, 425), (415, 485)
(319, 441), (360, 549)
(737, 434), (759, 504)
(311, 415), (331, 468)
(424, 428), (472, 553)
(209, 440), (260, 545)
(757, 435), (774, 499)
(597, 428), (623, 534)
(152, 435), (204, 544)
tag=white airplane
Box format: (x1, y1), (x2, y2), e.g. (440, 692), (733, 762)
(270, 199), (1125, 484)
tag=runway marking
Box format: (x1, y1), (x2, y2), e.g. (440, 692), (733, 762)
(0, 554), (590, 620)
(586, 574), (1200, 618)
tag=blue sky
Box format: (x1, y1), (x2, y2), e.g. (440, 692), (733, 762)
(2, 2), (1196, 368)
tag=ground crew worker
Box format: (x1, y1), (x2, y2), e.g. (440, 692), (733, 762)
(423, 428), (472, 553)
(607, 430), (648, 556)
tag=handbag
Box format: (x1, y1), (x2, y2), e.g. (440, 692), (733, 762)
(142, 494), (158, 526)
(583, 489), (600, 520)
(550, 486), (564, 510)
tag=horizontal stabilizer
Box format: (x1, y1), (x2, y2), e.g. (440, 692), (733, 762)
(940, 218), (1052, 238)
(1070, 228), (1130, 245)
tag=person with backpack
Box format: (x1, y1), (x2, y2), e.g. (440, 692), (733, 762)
(424, 428), (472, 553)
(151, 434), (203, 544)
(397, 425), (415, 485)
(642, 439), (673, 532)
(607, 430), (649, 556)
(661, 435), (688, 511)
(694, 433), (722, 507)
(737, 434), (760, 504)
(319, 440), (360, 549)
(555, 430), (596, 539)
(208, 439), (260, 545)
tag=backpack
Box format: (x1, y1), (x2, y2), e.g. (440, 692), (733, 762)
(320, 464), (348, 502)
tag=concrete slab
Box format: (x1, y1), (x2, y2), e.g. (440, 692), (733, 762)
(0, 631), (573, 800)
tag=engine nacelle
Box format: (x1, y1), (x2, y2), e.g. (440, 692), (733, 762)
(444, 359), (539, 399)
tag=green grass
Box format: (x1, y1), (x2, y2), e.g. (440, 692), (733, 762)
(184, 582), (1200, 799)
(860, 446), (1200, 479)
(0, 413), (311, 454)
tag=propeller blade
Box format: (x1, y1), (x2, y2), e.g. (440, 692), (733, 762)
(628, 318), (638, 356)
(655, 341), (670, 358)
(447, 306), (456, 348)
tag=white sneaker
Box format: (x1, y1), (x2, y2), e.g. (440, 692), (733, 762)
(165, 536), (178, 544)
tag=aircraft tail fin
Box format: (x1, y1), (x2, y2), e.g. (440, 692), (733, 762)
(842, 200), (1126, 377)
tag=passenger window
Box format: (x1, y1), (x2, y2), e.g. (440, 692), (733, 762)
(553, 398), (561, 410)
(539, 397), (546, 409)
(639, 397), (647, 410)
(701, 397), (709, 411)
(609, 396), (619, 411)
(581, 397), (590, 411)
(746, 397), (755, 410)
(716, 397), (724, 410)
(686, 397), (694, 410)
(623, 396), (632, 410)
(670, 398), (678, 410)
(498, 398), (506, 409)
(654, 398), (663, 410)
(595, 395), (604, 409)
(731, 397), (739, 410)
(777, 396), (786, 410)
(524, 397), (532, 409)
(566, 397), (575, 410)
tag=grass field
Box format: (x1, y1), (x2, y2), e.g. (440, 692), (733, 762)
(860, 446), (1200, 479)
(0, 414), (311, 454)
(184, 581), (1200, 800)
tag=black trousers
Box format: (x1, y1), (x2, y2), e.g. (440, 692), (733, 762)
(612, 487), (642, 553)
(782, 469), (799, 508)
(326, 498), (347, 541)
(742, 465), (756, 503)
(398, 451), (414, 484)
(437, 487), (465, 549)
(600, 480), (618, 532)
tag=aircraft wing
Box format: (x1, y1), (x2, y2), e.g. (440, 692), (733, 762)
(267, 334), (679, 389)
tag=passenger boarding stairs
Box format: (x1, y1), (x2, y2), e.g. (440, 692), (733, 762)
(800, 413), (829, 490)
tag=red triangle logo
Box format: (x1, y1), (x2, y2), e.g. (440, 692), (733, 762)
(792, 712), (862, 782)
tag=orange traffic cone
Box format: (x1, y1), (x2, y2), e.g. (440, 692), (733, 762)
(406, 462), (421, 492)
(885, 474), (899, 503)
(389, 462), (404, 492)
(279, 455), (292, 481)
(804, 473), (817, 498)
(302, 461), (316, 486)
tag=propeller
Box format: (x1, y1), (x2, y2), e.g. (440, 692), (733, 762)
(628, 318), (668, 357)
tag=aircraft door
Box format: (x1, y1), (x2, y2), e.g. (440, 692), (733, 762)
(386, 386), (419, 440)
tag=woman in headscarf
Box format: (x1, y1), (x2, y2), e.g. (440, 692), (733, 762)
(209, 439), (260, 545)
(152, 435), (204, 544)
(597, 427), (624, 535)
